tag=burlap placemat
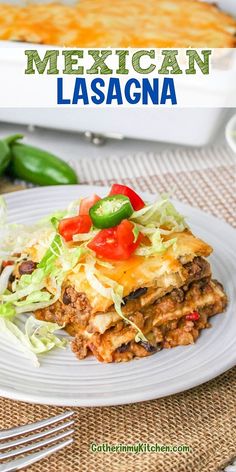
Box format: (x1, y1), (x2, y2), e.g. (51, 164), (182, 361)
(0, 177), (26, 194)
(0, 144), (235, 472)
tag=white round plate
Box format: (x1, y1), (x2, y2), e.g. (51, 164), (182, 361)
(0, 185), (236, 407)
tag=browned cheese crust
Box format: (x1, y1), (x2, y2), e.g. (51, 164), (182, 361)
(0, 0), (235, 47)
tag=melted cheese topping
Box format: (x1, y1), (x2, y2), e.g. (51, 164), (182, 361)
(0, 0), (235, 47)
(66, 230), (212, 313)
(26, 228), (212, 314)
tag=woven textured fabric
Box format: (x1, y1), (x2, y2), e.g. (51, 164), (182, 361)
(0, 369), (236, 472)
(70, 144), (236, 228)
(0, 144), (236, 472)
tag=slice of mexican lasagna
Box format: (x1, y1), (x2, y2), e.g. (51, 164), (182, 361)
(0, 185), (227, 364)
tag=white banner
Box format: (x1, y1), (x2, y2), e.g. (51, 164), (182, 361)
(0, 47), (235, 108)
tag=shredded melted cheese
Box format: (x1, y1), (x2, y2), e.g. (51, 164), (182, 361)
(0, 0), (235, 48)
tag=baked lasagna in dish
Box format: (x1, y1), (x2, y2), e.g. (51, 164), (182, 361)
(0, 185), (227, 365)
(0, 0), (235, 47)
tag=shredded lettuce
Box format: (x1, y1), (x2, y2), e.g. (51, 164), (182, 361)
(2, 282), (46, 303)
(95, 259), (114, 269)
(85, 262), (114, 299)
(15, 289), (61, 314)
(37, 199), (82, 228)
(65, 199), (82, 217)
(1, 234), (81, 312)
(38, 210), (66, 227)
(13, 269), (45, 292)
(0, 302), (16, 319)
(0, 226), (82, 363)
(135, 229), (177, 257)
(38, 234), (63, 273)
(112, 289), (147, 343)
(0, 316), (66, 367)
(0, 192), (187, 359)
(0, 265), (14, 295)
(59, 246), (84, 272)
(15, 290), (51, 306)
(73, 230), (99, 242)
(50, 216), (59, 230)
(130, 195), (186, 258)
(131, 194), (187, 232)
(132, 224), (140, 243)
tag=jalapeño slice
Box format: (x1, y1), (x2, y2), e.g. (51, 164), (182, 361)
(89, 195), (133, 229)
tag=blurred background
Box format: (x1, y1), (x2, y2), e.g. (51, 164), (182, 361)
(0, 0), (235, 191)
(0, 107), (235, 161)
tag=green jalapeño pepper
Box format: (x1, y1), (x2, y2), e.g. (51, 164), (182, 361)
(0, 134), (23, 176)
(89, 195), (133, 229)
(0, 140), (11, 177)
(5, 134), (78, 186)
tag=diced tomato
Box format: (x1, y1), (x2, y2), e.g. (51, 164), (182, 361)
(116, 219), (136, 247)
(58, 215), (92, 242)
(2, 260), (14, 268)
(186, 311), (200, 321)
(109, 184), (145, 211)
(79, 194), (101, 215)
(88, 219), (142, 260)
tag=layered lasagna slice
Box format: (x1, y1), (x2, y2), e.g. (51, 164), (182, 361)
(35, 229), (227, 363)
(1, 187), (227, 364)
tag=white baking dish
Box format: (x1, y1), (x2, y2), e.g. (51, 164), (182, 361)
(0, 0), (234, 146)
(0, 107), (228, 146)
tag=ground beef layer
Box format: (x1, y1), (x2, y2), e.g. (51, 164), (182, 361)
(35, 256), (227, 363)
(35, 256), (211, 328)
(71, 278), (227, 363)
